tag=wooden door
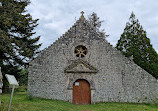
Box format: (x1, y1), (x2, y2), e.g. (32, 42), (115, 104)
(73, 79), (91, 105)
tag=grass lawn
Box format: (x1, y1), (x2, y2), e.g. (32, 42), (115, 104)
(1, 91), (158, 111)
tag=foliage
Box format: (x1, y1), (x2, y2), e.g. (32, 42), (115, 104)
(18, 68), (28, 85)
(0, 0), (41, 86)
(116, 12), (158, 78)
(1, 92), (158, 111)
(88, 12), (109, 38)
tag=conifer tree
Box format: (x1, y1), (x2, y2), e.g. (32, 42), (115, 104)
(116, 12), (158, 78)
(0, 0), (41, 82)
(88, 12), (108, 38)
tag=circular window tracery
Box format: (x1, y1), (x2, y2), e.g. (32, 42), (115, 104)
(74, 45), (87, 58)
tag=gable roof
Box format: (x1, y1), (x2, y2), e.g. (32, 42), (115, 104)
(29, 13), (155, 79)
(53, 15), (102, 42)
(30, 14), (105, 64)
(30, 13), (126, 67)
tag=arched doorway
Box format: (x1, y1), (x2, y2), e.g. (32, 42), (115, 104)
(73, 79), (91, 105)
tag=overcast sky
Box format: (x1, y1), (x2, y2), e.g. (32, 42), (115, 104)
(27, 0), (158, 53)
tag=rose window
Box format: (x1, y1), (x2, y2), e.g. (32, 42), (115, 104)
(74, 45), (87, 58)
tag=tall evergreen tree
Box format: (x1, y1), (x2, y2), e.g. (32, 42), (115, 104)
(0, 0), (41, 83)
(88, 12), (108, 38)
(116, 12), (158, 78)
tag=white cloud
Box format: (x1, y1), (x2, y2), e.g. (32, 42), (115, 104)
(27, 0), (158, 53)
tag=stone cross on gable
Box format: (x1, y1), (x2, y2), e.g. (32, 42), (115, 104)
(81, 11), (84, 16)
(80, 11), (85, 19)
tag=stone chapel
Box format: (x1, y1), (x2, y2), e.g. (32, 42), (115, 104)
(28, 13), (158, 105)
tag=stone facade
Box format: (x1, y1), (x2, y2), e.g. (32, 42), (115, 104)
(28, 16), (158, 104)
(0, 67), (3, 94)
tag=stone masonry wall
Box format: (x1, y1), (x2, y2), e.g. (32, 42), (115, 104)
(28, 17), (158, 103)
(89, 39), (158, 103)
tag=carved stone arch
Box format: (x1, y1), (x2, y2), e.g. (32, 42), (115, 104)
(67, 76), (95, 90)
